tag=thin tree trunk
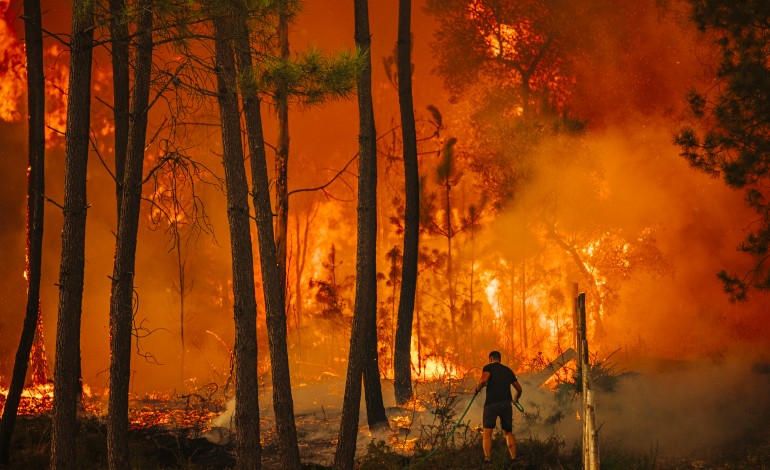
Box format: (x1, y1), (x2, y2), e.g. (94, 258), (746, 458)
(212, 13), (261, 470)
(274, 1), (289, 297)
(446, 182), (456, 345)
(107, 3), (153, 468)
(51, 0), (95, 467)
(174, 228), (186, 383)
(360, 0), (386, 431)
(393, 0), (419, 406)
(363, 324), (387, 429)
(333, 0), (381, 466)
(510, 267), (515, 356)
(469, 219), (475, 357)
(293, 209), (313, 359)
(0, 0), (45, 462)
(293, 214), (305, 350)
(109, 0), (129, 218)
(521, 260), (528, 350)
(230, 3), (301, 467)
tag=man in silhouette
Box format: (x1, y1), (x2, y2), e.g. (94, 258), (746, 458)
(474, 350), (523, 464)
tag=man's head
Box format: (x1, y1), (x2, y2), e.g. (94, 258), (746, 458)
(489, 351), (502, 362)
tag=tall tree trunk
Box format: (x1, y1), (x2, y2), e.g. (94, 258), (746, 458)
(0, 0), (45, 463)
(173, 227), (186, 383)
(274, 1), (289, 297)
(230, 3), (301, 467)
(468, 218), (476, 357)
(521, 260), (528, 350)
(212, 13), (261, 470)
(107, 3), (153, 469)
(109, 0), (130, 218)
(445, 182), (456, 345)
(393, 0), (419, 406)
(333, 0), (382, 466)
(359, 0), (386, 431)
(51, 0), (95, 467)
(509, 266), (516, 355)
(363, 323), (387, 429)
(294, 210), (313, 358)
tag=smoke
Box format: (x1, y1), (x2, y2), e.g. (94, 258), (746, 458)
(0, 8), (767, 468)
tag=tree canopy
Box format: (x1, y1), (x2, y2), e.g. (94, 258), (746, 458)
(675, 0), (770, 301)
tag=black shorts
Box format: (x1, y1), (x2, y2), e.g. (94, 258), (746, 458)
(483, 401), (512, 432)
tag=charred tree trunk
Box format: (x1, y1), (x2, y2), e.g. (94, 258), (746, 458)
(445, 182), (456, 345)
(109, 0), (129, 218)
(0, 0), (45, 463)
(393, 0), (419, 406)
(363, 325), (387, 429)
(230, 3), (301, 467)
(51, 0), (95, 467)
(359, 0), (387, 432)
(274, 1), (289, 298)
(333, 0), (382, 466)
(212, 13), (262, 470)
(107, 3), (153, 469)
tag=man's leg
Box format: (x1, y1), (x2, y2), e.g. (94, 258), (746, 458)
(482, 428), (493, 461)
(503, 430), (516, 460)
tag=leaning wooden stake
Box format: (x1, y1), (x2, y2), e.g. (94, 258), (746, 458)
(577, 292), (599, 470)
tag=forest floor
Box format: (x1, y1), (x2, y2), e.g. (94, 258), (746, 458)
(3, 410), (769, 469)
(2, 360), (770, 469)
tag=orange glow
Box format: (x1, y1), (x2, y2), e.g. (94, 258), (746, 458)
(42, 44), (68, 145)
(0, 0), (25, 122)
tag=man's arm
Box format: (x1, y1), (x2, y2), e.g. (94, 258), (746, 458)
(512, 380), (522, 401)
(474, 371), (491, 394)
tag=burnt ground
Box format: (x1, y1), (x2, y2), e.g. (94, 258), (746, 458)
(2, 363), (770, 469)
(2, 406), (768, 469)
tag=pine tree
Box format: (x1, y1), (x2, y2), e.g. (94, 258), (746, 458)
(675, 0), (770, 300)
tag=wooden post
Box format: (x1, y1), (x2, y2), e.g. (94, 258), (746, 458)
(577, 292), (599, 470)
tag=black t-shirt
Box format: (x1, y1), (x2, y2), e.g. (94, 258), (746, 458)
(482, 362), (517, 405)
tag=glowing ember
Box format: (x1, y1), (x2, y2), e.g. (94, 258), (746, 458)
(0, 381), (54, 416)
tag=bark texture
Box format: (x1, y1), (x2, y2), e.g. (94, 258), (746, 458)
(231, 2), (301, 466)
(107, 3), (153, 468)
(393, 0), (420, 406)
(0, 0), (46, 462)
(212, 12), (262, 470)
(274, 2), (290, 297)
(333, 0), (382, 466)
(51, 0), (95, 467)
(109, 0), (130, 217)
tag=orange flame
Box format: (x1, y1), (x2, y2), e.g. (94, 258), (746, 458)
(0, 0), (25, 122)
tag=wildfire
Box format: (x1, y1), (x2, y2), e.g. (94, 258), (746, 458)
(43, 44), (69, 145)
(0, 0), (25, 122)
(0, 381), (53, 416)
